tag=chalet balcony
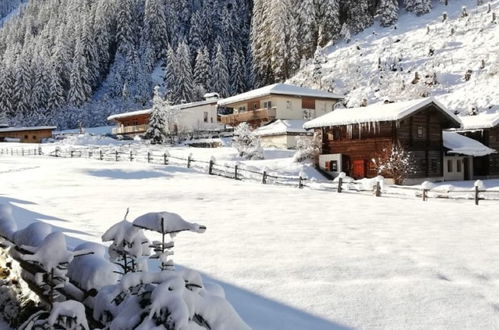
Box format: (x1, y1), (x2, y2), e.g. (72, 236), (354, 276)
(220, 107), (277, 126)
(112, 124), (148, 135)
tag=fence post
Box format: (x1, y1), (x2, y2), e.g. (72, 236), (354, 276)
(99, 149), (103, 161)
(299, 176), (304, 189)
(208, 160), (214, 175)
(374, 176), (383, 197)
(422, 189), (428, 201)
(234, 164), (238, 180)
(38, 146), (42, 155)
(22, 148), (24, 156)
(474, 180), (484, 206)
(187, 154), (192, 168)
(421, 181), (433, 202)
(163, 153), (168, 165)
(147, 151), (151, 163)
(70, 150), (74, 158)
(475, 186), (479, 205)
(130, 150), (134, 162)
(115, 150), (119, 162)
(262, 171), (267, 184)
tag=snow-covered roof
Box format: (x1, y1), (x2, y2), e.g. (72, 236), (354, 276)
(459, 113), (499, 130)
(0, 126), (57, 133)
(253, 120), (308, 137)
(217, 83), (344, 106)
(107, 99), (218, 121)
(304, 98), (461, 129)
(443, 131), (496, 157)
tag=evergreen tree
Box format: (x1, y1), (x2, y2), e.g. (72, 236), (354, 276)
(345, 0), (373, 34)
(67, 37), (92, 107)
(143, 0), (169, 59)
(378, 0), (399, 27)
(193, 47), (211, 98)
(210, 43), (230, 98)
(317, 0), (341, 47)
(144, 86), (168, 144)
(297, 0), (317, 59)
(164, 46), (177, 102)
(174, 41), (194, 103)
(405, 0), (432, 16)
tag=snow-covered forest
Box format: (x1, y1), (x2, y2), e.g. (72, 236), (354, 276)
(0, 0), (476, 129)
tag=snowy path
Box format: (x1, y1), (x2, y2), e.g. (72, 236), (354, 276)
(1, 156), (499, 329)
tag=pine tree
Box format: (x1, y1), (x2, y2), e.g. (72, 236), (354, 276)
(193, 47), (211, 98)
(297, 0), (317, 59)
(143, 0), (169, 59)
(164, 46), (178, 102)
(378, 0), (399, 27)
(316, 0), (341, 46)
(210, 43), (230, 98)
(346, 0), (374, 34)
(68, 37), (92, 107)
(174, 41), (194, 103)
(145, 86), (168, 144)
(405, 0), (432, 16)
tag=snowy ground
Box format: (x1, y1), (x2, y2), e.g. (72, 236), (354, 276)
(1, 155), (499, 329)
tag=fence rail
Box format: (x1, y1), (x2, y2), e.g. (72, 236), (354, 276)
(1, 145), (499, 205)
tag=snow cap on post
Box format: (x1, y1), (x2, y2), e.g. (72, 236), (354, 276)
(474, 180), (485, 190)
(338, 172), (346, 179)
(133, 212), (206, 234)
(299, 169), (308, 180)
(421, 181), (434, 190)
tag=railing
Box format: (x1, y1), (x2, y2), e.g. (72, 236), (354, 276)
(220, 107), (277, 125)
(1, 145), (499, 205)
(112, 124), (148, 135)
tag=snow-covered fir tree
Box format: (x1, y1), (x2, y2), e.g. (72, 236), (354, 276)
(378, 0), (399, 27)
(233, 123), (264, 160)
(144, 86), (168, 144)
(405, 0), (432, 16)
(210, 43), (230, 98)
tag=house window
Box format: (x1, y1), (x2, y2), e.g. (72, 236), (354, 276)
(238, 106), (246, 112)
(263, 101), (272, 109)
(24, 135), (28, 139)
(447, 159), (453, 172)
(210, 117), (213, 123)
(204, 112), (208, 123)
(417, 126), (424, 138)
(333, 128), (341, 140)
(253, 103), (258, 110)
(32, 135), (36, 140)
(457, 159), (462, 172)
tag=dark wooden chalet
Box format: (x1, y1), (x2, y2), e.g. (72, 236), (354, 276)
(458, 113), (499, 178)
(304, 98), (462, 182)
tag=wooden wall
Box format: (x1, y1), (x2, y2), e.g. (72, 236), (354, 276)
(0, 129), (53, 143)
(116, 114), (149, 127)
(460, 127), (499, 177)
(320, 106), (450, 179)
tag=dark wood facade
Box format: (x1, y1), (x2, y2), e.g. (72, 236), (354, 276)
(460, 126), (499, 177)
(0, 128), (55, 143)
(320, 105), (459, 180)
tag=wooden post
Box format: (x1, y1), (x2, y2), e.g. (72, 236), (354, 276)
(262, 171), (267, 184)
(163, 153), (168, 165)
(422, 189), (428, 201)
(147, 152), (151, 163)
(299, 176), (304, 189)
(187, 154), (192, 168)
(99, 149), (103, 161)
(130, 150), (133, 162)
(38, 146), (42, 155)
(375, 181), (381, 197)
(55, 149), (59, 157)
(115, 150), (119, 162)
(208, 159), (214, 175)
(22, 148), (24, 156)
(475, 186), (480, 206)
(234, 164), (238, 180)
(70, 150), (74, 158)
(89, 150), (92, 158)
(338, 177), (343, 193)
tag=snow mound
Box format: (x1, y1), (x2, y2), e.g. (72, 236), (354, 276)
(0, 204), (17, 240)
(13, 222), (53, 247)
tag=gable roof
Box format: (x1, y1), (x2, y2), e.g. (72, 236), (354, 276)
(303, 97), (461, 129)
(459, 112), (499, 130)
(107, 99), (218, 122)
(443, 131), (496, 157)
(0, 126), (57, 133)
(217, 83), (344, 106)
(253, 120), (308, 137)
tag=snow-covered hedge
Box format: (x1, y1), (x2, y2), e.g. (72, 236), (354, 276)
(0, 206), (249, 330)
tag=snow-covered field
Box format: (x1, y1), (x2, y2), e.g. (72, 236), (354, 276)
(1, 155), (499, 329)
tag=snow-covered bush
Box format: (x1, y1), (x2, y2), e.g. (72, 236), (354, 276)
(19, 300), (89, 330)
(373, 144), (414, 185)
(93, 270), (250, 330)
(144, 86), (168, 145)
(232, 123), (264, 160)
(293, 132), (321, 163)
(101, 210), (151, 274)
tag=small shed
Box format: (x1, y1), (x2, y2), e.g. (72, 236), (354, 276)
(253, 120), (310, 149)
(442, 131), (496, 181)
(0, 126), (56, 143)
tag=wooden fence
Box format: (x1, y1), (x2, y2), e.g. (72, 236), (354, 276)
(1, 145), (499, 205)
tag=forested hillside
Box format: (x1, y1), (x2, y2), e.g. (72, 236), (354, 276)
(0, 0), (474, 129)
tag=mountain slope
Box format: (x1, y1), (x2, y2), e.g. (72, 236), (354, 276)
(290, 0), (499, 117)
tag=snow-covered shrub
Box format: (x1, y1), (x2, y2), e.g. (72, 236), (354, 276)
(293, 132), (321, 163)
(144, 86), (168, 145)
(19, 300), (89, 330)
(101, 210), (151, 274)
(93, 270), (250, 330)
(373, 144), (414, 185)
(232, 123), (264, 160)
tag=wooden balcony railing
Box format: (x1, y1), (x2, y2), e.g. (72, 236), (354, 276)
(220, 107), (277, 126)
(112, 124), (148, 135)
